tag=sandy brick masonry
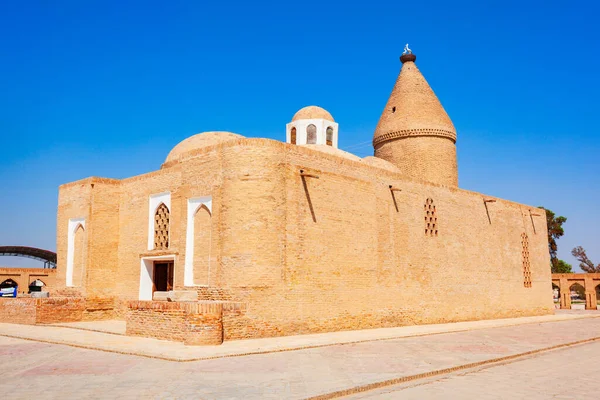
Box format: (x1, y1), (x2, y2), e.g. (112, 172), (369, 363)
(0, 54), (554, 343)
(49, 137), (554, 343)
(127, 301), (231, 345)
(0, 297), (84, 324)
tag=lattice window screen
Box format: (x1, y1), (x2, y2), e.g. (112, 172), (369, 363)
(521, 232), (532, 288)
(154, 203), (170, 250)
(424, 198), (438, 236)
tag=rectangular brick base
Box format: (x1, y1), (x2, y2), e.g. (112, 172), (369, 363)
(126, 301), (235, 345)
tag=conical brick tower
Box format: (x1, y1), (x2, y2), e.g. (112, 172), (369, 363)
(373, 51), (458, 186)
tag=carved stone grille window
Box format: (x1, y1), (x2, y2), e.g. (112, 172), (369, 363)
(307, 124), (317, 144)
(424, 198), (438, 236)
(291, 127), (297, 144)
(154, 203), (170, 250)
(326, 126), (333, 146)
(521, 233), (532, 288)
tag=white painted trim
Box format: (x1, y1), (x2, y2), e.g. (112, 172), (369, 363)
(66, 218), (85, 287)
(184, 197), (212, 287)
(286, 119), (339, 148)
(139, 254), (175, 300)
(147, 192), (171, 250)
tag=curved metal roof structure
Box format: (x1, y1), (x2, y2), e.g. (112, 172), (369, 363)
(0, 246), (57, 269)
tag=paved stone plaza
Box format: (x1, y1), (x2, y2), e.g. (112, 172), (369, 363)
(1, 313), (600, 399)
(347, 340), (600, 399)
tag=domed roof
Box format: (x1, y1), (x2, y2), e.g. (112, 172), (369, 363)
(292, 106), (334, 122)
(165, 131), (244, 163)
(373, 54), (456, 147)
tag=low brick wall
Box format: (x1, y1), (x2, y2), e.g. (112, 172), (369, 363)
(82, 297), (117, 321)
(35, 298), (85, 324)
(0, 297), (85, 324)
(126, 301), (225, 345)
(0, 298), (37, 324)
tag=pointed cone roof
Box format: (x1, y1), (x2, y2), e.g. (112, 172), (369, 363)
(373, 53), (456, 147)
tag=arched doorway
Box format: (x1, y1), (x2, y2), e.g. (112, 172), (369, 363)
(552, 283), (560, 306)
(28, 279), (45, 293)
(569, 283), (585, 309)
(0, 279), (18, 297)
(0, 279), (17, 289)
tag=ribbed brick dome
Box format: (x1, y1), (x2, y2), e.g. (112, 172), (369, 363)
(165, 131), (243, 163)
(373, 56), (456, 147)
(292, 106), (334, 122)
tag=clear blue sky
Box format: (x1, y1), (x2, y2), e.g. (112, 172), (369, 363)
(1, 0), (598, 270)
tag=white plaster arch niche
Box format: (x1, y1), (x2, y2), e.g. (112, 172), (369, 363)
(66, 217), (86, 287)
(147, 192), (171, 251)
(184, 196), (213, 287)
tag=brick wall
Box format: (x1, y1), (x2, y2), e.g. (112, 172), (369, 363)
(0, 298), (36, 324)
(375, 136), (458, 187)
(57, 138), (554, 342)
(82, 297), (117, 321)
(0, 297), (85, 324)
(35, 297), (85, 324)
(126, 301), (224, 345)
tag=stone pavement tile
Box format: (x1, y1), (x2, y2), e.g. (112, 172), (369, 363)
(2, 317), (600, 399)
(0, 312), (596, 361)
(345, 340), (600, 399)
(48, 319), (126, 335)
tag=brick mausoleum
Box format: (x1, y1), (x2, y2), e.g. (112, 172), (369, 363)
(1, 50), (554, 345)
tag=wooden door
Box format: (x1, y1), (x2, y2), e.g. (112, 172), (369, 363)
(153, 262), (174, 292)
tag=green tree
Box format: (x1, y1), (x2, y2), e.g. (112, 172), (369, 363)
(571, 246), (600, 273)
(539, 207), (567, 272)
(553, 259), (572, 274)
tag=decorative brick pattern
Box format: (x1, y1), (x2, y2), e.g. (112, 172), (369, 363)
(424, 198), (438, 236)
(522, 233), (532, 288)
(154, 203), (170, 250)
(373, 128), (457, 146)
